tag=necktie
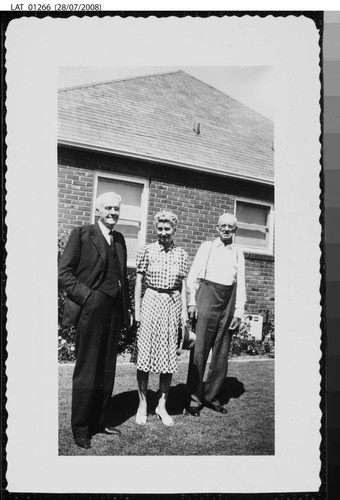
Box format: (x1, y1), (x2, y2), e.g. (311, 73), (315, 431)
(108, 230), (116, 256)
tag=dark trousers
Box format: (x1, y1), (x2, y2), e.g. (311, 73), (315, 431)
(71, 290), (121, 438)
(186, 280), (236, 408)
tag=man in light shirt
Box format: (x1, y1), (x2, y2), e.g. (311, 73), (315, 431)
(59, 192), (130, 449)
(186, 213), (246, 416)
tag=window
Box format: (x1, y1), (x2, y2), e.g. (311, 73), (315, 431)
(93, 173), (149, 267)
(234, 198), (274, 254)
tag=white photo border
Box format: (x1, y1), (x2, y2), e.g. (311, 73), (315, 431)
(5, 13), (322, 494)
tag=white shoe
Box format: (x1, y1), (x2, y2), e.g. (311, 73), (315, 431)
(136, 409), (147, 425)
(155, 407), (174, 426)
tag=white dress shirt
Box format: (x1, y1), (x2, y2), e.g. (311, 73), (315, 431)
(98, 220), (112, 244)
(187, 237), (246, 318)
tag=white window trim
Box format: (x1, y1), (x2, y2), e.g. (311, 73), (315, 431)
(92, 172), (149, 267)
(234, 197), (274, 256)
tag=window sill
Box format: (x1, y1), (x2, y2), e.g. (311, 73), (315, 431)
(243, 252), (274, 262)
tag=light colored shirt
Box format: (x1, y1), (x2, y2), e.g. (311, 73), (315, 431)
(187, 237), (246, 318)
(98, 220), (112, 245)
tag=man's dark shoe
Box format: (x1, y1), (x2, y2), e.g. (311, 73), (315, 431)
(186, 406), (201, 417)
(100, 426), (121, 436)
(74, 436), (91, 449)
(206, 404), (228, 414)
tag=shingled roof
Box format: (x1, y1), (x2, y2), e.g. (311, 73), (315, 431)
(58, 70), (274, 184)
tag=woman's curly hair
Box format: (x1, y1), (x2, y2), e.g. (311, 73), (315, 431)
(154, 210), (178, 229)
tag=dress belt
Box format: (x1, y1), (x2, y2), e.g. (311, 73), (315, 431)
(147, 285), (180, 294)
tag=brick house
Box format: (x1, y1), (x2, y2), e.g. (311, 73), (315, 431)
(58, 70), (274, 315)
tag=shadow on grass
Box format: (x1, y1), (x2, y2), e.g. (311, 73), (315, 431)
(106, 377), (245, 427)
(219, 377), (246, 405)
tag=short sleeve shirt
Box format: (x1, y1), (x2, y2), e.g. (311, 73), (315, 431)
(136, 241), (188, 289)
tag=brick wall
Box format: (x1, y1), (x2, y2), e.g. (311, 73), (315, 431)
(58, 165), (94, 230)
(245, 254), (275, 314)
(58, 146), (274, 314)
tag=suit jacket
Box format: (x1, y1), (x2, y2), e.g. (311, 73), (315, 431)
(58, 222), (130, 328)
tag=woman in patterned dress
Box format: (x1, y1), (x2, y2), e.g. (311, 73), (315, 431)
(133, 210), (189, 426)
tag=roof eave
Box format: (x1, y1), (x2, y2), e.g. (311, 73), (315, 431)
(58, 139), (274, 187)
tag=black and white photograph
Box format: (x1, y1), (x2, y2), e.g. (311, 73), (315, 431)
(57, 65), (275, 456)
(5, 13), (321, 494)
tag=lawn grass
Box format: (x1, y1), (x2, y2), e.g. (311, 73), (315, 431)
(59, 357), (274, 456)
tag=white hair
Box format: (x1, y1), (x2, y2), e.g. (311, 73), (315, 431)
(95, 192), (122, 209)
(218, 213), (237, 226)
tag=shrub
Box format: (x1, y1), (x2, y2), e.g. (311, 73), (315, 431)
(58, 266), (139, 362)
(58, 326), (76, 362)
(230, 309), (275, 358)
(259, 308), (275, 358)
(58, 228), (75, 361)
(58, 227), (70, 263)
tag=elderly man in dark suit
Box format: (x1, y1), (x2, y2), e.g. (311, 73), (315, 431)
(59, 192), (130, 449)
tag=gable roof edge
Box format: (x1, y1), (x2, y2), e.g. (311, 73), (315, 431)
(58, 70), (186, 93)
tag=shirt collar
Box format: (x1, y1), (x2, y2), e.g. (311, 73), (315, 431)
(156, 241), (175, 252)
(214, 237), (234, 249)
(98, 220), (111, 236)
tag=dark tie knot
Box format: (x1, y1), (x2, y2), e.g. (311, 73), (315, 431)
(109, 230), (114, 237)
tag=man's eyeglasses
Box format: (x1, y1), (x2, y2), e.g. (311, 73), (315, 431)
(218, 224), (236, 230)
(102, 205), (120, 212)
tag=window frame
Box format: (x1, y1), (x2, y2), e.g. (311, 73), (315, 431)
(234, 197), (274, 255)
(92, 172), (149, 267)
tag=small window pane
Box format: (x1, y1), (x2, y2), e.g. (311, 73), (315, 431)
(96, 177), (144, 264)
(237, 202), (268, 226)
(235, 201), (271, 250)
(236, 228), (268, 248)
(115, 223), (139, 262)
(97, 178), (142, 221)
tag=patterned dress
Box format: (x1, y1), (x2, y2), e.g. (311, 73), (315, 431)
(132, 241), (189, 373)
